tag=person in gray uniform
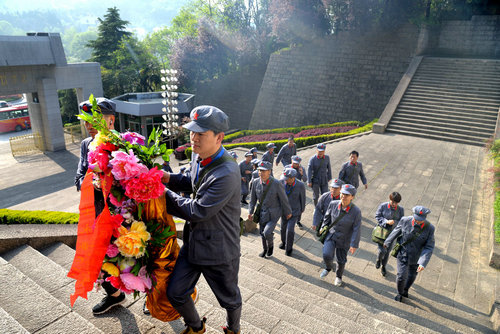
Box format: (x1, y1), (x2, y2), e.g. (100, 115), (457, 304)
(308, 143), (332, 206)
(250, 147), (258, 159)
(162, 105), (242, 334)
(285, 155), (307, 182)
(384, 206), (435, 302)
(319, 184), (362, 287)
(248, 161), (292, 258)
(284, 155), (308, 229)
(374, 192), (404, 276)
(279, 168), (306, 256)
(276, 136), (296, 167)
(229, 151), (238, 161)
(262, 143), (276, 165)
(338, 150), (367, 189)
(312, 178), (344, 232)
(249, 158), (260, 194)
(239, 152), (254, 204)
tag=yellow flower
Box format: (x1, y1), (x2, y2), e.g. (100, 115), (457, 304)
(101, 262), (120, 277)
(89, 131), (112, 150)
(114, 221), (151, 258)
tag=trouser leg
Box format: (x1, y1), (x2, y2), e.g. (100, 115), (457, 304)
(312, 183), (320, 206)
(285, 216), (297, 252)
(404, 264), (419, 293)
(202, 258), (242, 333)
(322, 238), (336, 270)
(335, 248), (348, 279)
(262, 220), (277, 249)
(166, 246), (202, 328)
(259, 222), (267, 251)
(396, 257), (409, 296)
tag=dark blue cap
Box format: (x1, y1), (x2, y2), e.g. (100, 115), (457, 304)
(251, 158), (260, 165)
(183, 105), (229, 133)
(330, 179), (344, 188)
(340, 184), (356, 196)
(79, 97), (116, 115)
(229, 151), (238, 159)
(245, 151), (253, 157)
(291, 155), (301, 164)
(317, 143), (326, 151)
(266, 143), (276, 149)
(257, 161), (272, 171)
(283, 167), (298, 179)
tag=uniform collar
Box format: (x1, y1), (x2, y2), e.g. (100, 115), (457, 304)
(199, 147), (223, 167)
(338, 202), (352, 212)
(261, 178), (270, 186)
(331, 194), (339, 200)
(388, 203), (397, 210)
(350, 161), (357, 166)
(317, 155), (325, 159)
(412, 219), (425, 229)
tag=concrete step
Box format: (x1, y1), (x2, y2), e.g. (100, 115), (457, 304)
(395, 104), (498, 120)
(398, 99), (499, 115)
(410, 78), (500, 93)
(386, 122), (490, 141)
(414, 70), (500, 82)
(403, 89), (500, 105)
(391, 113), (496, 130)
(400, 96), (500, 111)
(420, 57), (500, 69)
(385, 127), (485, 146)
(405, 86), (500, 101)
(0, 306), (29, 334)
(2, 244), (164, 334)
(238, 233), (492, 333)
(0, 255), (103, 334)
(408, 83), (500, 98)
(388, 119), (493, 138)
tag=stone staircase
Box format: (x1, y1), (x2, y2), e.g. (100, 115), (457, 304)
(385, 57), (500, 146)
(0, 231), (494, 333)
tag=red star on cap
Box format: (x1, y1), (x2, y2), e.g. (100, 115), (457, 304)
(420, 210), (423, 214)
(193, 112), (198, 120)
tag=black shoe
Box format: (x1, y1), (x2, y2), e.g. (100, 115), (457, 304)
(375, 260), (381, 269)
(241, 199), (248, 205)
(278, 243), (285, 250)
(285, 249), (292, 256)
(92, 293), (125, 315)
(381, 266), (386, 277)
(394, 294), (403, 302)
(267, 247), (274, 257)
(402, 291), (409, 298)
(143, 300), (150, 315)
(297, 222), (303, 230)
(259, 250), (267, 257)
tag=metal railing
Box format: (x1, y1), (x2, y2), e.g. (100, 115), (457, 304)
(9, 132), (45, 156)
(63, 125), (85, 145)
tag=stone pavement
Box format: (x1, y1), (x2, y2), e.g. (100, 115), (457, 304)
(0, 131), (498, 331)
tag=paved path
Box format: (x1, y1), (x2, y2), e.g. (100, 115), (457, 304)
(0, 131), (498, 329)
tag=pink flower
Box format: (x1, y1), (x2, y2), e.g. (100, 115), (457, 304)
(120, 266), (152, 292)
(109, 193), (125, 207)
(105, 275), (133, 294)
(121, 132), (146, 146)
(110, 150), (148, 181)
(88, 148), (110, 173)
(106, 244), (120, 258)
(125, 167), (165, 202)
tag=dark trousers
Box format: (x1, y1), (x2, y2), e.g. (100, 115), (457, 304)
(322, 237), (348, 279)
(260, 219), (278, 250)
(377, 242), (392, 267)
(166, 246), (242, 332)
(280, 215), (298, 252)
(312, 182), (328, 206)
(396, 257), (419, 295)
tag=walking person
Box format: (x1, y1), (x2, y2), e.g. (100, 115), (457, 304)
(338, 150), (367, 190)
(374, 192), (404, 276)
(312, 179), (344, 231)
(262, 143), (276, 165)
(276, 136), (296, 167)
(74, 98), (126, 315)
(239, 152), (253, 204)
(285, 155), (307, 229)
(279, 168), (306, 256)
(162, 105), (242, 334)
(318, 184), (361, 287)
(250, 147), (258, 159)
(248, 161), (292, 258)
(384, 206), (435, 302)
(308, 143), (332, 206)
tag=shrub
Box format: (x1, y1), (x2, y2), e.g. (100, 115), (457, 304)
(0, 209), (79, 225)
(185, 119), (377, 160)
(490, 139), (500, 243)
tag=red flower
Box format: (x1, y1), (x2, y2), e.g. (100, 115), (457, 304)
(105, 275), (133, 294)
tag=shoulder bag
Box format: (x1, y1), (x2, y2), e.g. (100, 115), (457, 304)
(391, 223), (427, 258)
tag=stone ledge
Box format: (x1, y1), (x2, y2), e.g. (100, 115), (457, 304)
(490, 301), (500, 333)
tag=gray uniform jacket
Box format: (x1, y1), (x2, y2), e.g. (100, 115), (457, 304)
(75, 137), (92, 191)
(284, 163), (307, 182)
(375, 202), (404, 231)
(280, 179), (306, 217)
(276, 144), (296, 166)
(384, 216), (435, 267)
(338, 161), (367, 188)
(249, 177), (292, 223)
(239, 160), (253, 195)
(312, 193), (340, 227)
(262, 150), (275, 165)
(165, 147), (241, 266)
(307, 155), (332, 185)
(321, 200), (362, 249)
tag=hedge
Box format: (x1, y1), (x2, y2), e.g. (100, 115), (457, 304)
(490, 139), (500, 243)
(223, 120), (361, 142)
(0, 209), (79, 225)
(185, 119), (377, 160)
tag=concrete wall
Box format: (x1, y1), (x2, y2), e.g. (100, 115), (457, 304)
(433, 15), (500, 58)
(249, 25), (420, 129)
(194, 64), (267, 130)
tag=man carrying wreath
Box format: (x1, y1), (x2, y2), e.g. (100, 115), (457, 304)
(161, 105), (242, 334)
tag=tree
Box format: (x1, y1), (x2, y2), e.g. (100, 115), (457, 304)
(58, 89), (78, 125)
(86, 7), (131, 67)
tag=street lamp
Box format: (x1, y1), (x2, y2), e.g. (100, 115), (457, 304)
(160, 68), (179, 149)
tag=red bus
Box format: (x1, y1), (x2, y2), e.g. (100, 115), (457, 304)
(0, 104), (31, 133)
